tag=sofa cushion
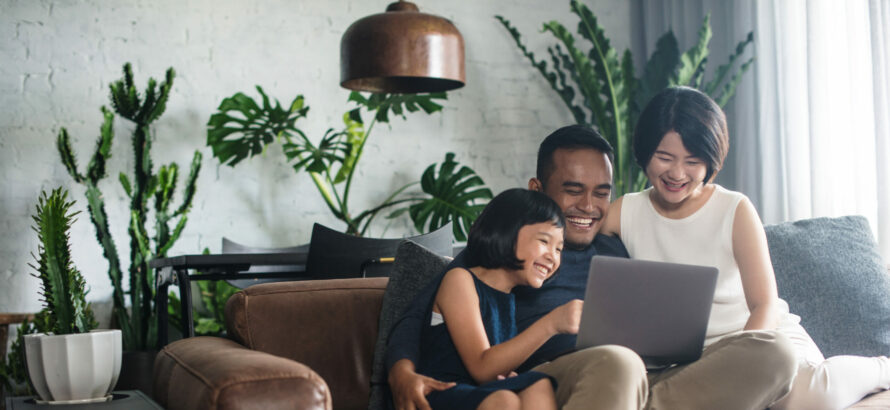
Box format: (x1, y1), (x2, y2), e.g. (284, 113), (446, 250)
(368, 240), (451, 410)
(766, 215), (890, 357)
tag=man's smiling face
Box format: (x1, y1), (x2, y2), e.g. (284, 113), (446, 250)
(530, 148), (613, 249)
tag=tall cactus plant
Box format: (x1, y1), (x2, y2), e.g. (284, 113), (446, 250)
(56, 63), (202, 350)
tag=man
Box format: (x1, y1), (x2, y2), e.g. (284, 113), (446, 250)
(386, 125), (797, 410)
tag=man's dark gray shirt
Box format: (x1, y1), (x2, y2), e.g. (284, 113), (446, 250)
(384, 234), (629, 373)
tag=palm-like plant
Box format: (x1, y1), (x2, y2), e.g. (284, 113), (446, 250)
(498, 0), (754, 197)
(207, 88), (491, 241)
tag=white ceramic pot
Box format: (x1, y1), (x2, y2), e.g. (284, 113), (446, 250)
(24, 329), (122, 404)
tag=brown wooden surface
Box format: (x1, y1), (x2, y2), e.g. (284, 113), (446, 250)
(0, 314), (34, 325)
(0, 313), (35, 358)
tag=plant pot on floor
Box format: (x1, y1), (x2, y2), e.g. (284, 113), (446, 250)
(24, 329), (122, 404)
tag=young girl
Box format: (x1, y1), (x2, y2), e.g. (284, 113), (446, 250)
(414, 188), (581, 410)
(602, 86), (890, 410)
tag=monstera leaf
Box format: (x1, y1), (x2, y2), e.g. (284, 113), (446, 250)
(404, 153), (493, 242)
(347, 92), (446, 123)
(282, 127), (352, 175)
(207, 86), (309, 167)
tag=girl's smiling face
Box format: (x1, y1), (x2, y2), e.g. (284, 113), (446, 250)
(514, 221), (563, 288)
(646, 131), (709, 207)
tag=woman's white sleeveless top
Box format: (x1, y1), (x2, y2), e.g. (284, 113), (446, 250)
(620, 185), (792, 346)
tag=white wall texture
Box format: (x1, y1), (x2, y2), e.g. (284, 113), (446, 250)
(0, 1), (633, 322)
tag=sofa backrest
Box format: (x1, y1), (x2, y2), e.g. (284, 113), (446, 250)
(766, 215), (890, 357)
(226, 278), (388, 410)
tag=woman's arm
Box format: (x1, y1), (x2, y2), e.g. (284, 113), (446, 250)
(600, 196), (624, 237)
(731, 197), (781, 330)
(436, 268), (581, 384)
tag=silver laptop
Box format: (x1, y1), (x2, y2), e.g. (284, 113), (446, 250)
(576, 255), (719, 369)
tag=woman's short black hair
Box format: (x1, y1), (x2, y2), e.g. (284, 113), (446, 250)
(633, 86), (729, 183)
(465, 188), (565, 271)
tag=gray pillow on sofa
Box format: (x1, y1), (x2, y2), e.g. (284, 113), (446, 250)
(766, 215), (890, 357)
(368, 240), (451, 410)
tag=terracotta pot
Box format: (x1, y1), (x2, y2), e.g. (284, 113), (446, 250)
(24, 329), (122, 404)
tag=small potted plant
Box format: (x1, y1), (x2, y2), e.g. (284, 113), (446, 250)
(23, 188), (121, 404)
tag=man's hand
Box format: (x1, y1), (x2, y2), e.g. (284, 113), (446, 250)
(389, 359), (456, 410)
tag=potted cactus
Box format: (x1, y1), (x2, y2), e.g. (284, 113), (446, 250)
(23, 188), (122, 404)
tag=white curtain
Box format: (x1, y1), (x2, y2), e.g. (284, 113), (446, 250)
(633, 0), (890, 260)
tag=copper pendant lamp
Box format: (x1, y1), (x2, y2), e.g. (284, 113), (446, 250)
(340, 1), (465, 94)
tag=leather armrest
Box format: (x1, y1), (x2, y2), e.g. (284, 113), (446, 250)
(224, 278), (388, 410)
(153, 336), (331, 410)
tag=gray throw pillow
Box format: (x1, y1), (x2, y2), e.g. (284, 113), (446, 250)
(766, 215), (890, 357)
(368, 240), (451, 410)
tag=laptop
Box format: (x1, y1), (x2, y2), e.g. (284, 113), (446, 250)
(575, 255), (719, 369)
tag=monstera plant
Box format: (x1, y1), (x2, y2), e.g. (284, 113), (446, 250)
(207, 89), (491, 241)
(498, 1), (754, 197)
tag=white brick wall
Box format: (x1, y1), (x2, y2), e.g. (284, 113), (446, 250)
(0, 0), (631, 321)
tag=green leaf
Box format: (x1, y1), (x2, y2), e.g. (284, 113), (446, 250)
(714, 56), (755, 107)
(206, 87), (309, 167)
(543, 19), (605, 130)
(332, 111), (366, 183)
(282, 128), (351, 176)
(119, 172), (132, 198)
(403, 153), (492, 241)
(674, 14), (712, 86)
(496, 15), (589, 125)
(349, 92), (446, 123)
(705, 30), (755, 101)
(638, 32), (680, 109)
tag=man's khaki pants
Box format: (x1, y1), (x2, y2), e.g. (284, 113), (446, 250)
(533, 330), (797, 410)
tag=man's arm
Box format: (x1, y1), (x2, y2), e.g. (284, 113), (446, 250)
(385, 253), (465, 410)
(384, 279), (435, 370)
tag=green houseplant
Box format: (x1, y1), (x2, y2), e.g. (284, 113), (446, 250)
(56, 63), (202, 351)
(19, 188), (121, 403)
(207, 88), (492, 241)
(497, 1), (754, 197)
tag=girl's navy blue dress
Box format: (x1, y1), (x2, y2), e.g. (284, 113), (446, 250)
(416, 269), (555, 409)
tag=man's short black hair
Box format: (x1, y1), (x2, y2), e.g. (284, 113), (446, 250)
(465, 188), (565, 271)
(536, 125), (614, 186)
(633, 86), (729, 183)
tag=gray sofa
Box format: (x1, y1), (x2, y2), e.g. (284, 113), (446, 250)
(767, 215), (890, 408)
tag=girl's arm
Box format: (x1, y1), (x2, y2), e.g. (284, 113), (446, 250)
(435, 268), (581, 384)
(600, 196), (624, 237)
(732, 197), (781, 330)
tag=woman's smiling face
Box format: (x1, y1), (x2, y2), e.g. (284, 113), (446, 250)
(646, 131), (709, 206)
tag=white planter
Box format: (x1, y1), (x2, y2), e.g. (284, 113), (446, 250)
(24, 329), (122, 404)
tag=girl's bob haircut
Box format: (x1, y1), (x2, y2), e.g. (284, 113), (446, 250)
(464, 188), (565, 271)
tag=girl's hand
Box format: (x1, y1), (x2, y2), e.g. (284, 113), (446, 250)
(497, 371), (519, 380)
(548, 299), (583, 334)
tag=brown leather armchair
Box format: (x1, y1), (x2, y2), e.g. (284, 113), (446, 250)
(153, 278), (388, 410)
